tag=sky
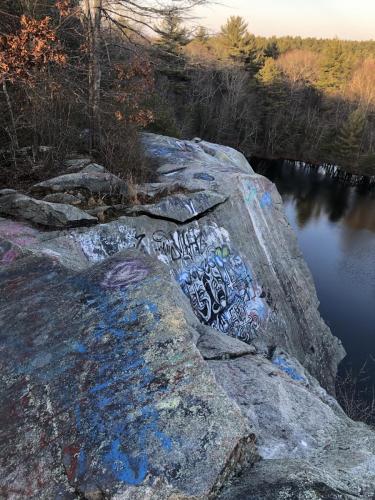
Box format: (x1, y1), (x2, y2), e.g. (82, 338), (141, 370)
(192, 0), (375, 41)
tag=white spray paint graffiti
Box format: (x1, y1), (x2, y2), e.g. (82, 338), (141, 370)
(73, 224), (145, 262)
(152, 224), (272, 342)
(73, 220), (279, 342)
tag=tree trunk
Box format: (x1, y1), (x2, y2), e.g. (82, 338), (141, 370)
(84, 0), (102, 152)
(2, 80), (19, 151)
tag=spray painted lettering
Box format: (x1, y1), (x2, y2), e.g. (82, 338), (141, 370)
(75, 224), (146, 262)
(152, 228), (206, 263)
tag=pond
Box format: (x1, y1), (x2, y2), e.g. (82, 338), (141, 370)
(252, 159), (375, 396)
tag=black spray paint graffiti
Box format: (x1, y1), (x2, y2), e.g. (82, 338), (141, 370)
(152, 228), (206, 262)
(178, 246), (269, 342)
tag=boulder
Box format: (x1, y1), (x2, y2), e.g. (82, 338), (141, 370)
(81, 163), (107, 174)
(0, 251), (255, 498)
(1, 133), (373, 499)
(124, 191), (227, 223)
(64, 159), (108, 175)
(0, 189), (17, 196)
(197, 326), (257, 360)
(0, 192), (97, 228)
(64, 158), (93, 171)
(32, 170), (128, 196)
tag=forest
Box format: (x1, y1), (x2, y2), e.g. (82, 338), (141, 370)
(1, 1), (374, 190)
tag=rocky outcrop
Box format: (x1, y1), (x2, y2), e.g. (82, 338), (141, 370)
(211, 349), (375, 498)
(0, 191), (97, 228)
(0, 133), (374, 499)
(0, 251), (256, 499)
(32, 169), (128, 196)
(124, 191), (227, 223)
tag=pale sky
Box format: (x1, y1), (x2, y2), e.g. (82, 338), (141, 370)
(192, 0), (375, 41)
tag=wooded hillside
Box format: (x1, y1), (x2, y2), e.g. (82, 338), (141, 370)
(1, 4), (374, 186)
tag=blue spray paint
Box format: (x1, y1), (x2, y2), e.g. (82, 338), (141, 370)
(193, 173), (215, 182)
(260, 192), (272, 208)
(65, 267), (173, 487)
(273, 356), (306, 382)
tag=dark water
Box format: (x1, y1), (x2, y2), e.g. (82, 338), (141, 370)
(253, 159), (375, 392)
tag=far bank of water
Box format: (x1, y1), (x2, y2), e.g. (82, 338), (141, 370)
(252, 158), (375, 395)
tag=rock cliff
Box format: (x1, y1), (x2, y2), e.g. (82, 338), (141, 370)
(1, 133), (374, 499)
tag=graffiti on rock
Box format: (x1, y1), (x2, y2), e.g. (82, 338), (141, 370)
(152, 228), (206, 263)
(243, 181), (258, 205)
(178, 245), (269, 342)
(273, 356), (306, 383)
(193, 173), (215, 182)
(101, 259), (149, 289)
(243, 179), (272, 209)
(0, 220), (38, 246)
(75, 224), (146, 262)
(65, 272), (173, 487)
(260, 192), (272, 208)
(0, 240), (19, 265)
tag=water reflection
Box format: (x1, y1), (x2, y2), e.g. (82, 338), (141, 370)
(255, 160), (375, 232)
(253, 158), (375, 397)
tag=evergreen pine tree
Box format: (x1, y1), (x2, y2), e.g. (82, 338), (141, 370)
(220, 16), (258, 73)
(220, 16), (249, 50)
(318, 40), (352, 92)
(257, 58), (282, 85)
(264, 41), (279, 59)
(334, 109), (366, 164)
(156, 12), (189, 55)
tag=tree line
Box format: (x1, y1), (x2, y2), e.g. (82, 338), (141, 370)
(154, 15), (375, 177)
(1, 5), (374, 187)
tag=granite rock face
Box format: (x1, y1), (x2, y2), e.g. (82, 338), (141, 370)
(51, 132), (344, 393)
(210, 349), (375, 498)
(1, 133), (374, 499)
(0, 252), (255, 499)
(32, 169), (128, 196)
(124, 191), (227, 223)
(0, 192), (97, 228)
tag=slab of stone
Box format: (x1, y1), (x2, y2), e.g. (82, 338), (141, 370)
(0, 192), (97, 228)
(209, 353), (375, 498)
(141, 133), (253, 176)
(64, 158), (93, 171)
(0, 251), (255, 499)
(218, 459), (363, 499)
(0, 189), (17, 196)
(124, 191), (227, 223)
(81, 163), (107, 174)
(197, 326), (256, 360)
(32, 170), (128, 196)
